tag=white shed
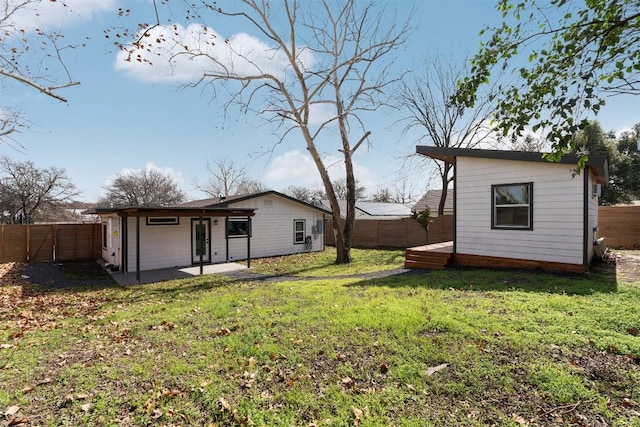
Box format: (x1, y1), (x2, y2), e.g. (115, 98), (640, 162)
(409, 147), (609, 273)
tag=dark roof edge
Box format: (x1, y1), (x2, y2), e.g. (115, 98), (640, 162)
(416, 146), (609, 186)
(213, 190), (332, 213)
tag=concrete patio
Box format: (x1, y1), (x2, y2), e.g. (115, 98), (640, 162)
(108, 262), (248, 286)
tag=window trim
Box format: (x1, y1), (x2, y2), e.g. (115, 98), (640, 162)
(293, 219), (306, 244)
(146, 216), (179, 226)
(226, 217), (251, 238)
(491, 182), (533, 230)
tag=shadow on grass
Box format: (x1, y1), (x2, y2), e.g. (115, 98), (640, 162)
(349, 258), (618, 295)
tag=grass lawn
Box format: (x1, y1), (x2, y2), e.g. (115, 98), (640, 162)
(1, 249), (639, 426)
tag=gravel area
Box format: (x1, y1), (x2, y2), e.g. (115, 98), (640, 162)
(21, 261), (116, 289)
(19, 261), (423, 288)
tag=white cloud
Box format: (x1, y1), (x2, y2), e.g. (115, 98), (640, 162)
(262, 150), (377, 193)
(263, 150), (318, 185)
(6, 0), (116, 32)
(115, 23), (316, 83)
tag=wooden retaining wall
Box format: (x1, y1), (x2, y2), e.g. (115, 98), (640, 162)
(325, 216), (453, 248)
(599, 205), (640, 248)
(0, 223), (101, 263)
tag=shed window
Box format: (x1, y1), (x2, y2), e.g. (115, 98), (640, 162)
(491, 183), (533, 229)
(227, 218), (250, 237)
(294, 219), (305, 244)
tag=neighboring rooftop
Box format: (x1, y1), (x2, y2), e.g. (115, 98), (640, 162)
(320, 200), (412, 220)
(179, 190), (330, 213)
(412, 189), (453, 214)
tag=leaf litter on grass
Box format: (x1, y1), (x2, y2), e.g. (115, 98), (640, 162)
(1, 251), (640, 425)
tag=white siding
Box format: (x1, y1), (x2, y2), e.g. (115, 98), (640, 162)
(100, 214), (122, 267)
(224, 195), (325, 261)
(121, 193), (326, 271)
(456, 157), (585, 265)
(126, 217), (192, 271)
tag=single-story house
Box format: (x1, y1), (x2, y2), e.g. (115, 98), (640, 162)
(320, 200), (412, 220)
(86, 191), (330, 278)
(407, 147), (609, 273)
(412, 189), (453, 217)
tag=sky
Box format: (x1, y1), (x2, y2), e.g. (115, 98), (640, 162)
(3, 0), (640, 203)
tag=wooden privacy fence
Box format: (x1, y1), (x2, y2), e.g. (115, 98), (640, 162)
(325, 216), (453, 248)
(598, 205), (640, 248)
(0, 223), (101, 263)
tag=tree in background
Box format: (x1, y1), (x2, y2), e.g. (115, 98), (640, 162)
(0, 157), (78, 223)
(398, 55), (495, 216)
(371, 179), (417, 204)
(98, 166), (186, 207)
(282, 185), (322, 204)
(1, 0), (80, 144)
(457, 0), (640, 159)
(121, 0), (410, 264)
(196, 158), (266, 197)
(615, 123), (640, 202)
(571, 121), (640, 205)
(284, 178), (366, 203)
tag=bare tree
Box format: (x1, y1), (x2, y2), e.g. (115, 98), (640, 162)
(372, 178), (417, 204)
(0, 156), (79, 224)
(1, 0), (80, 144)
(196, 158), (265, 197)
(398, 55), (495, 216)
(122, 0), (410, 263)
(99, 166), (186, 207)
(282, 185), (314, 203)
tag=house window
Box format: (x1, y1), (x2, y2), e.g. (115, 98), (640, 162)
(491, 183), (533, 230)
(102, 222), (108, 250)
(146, 217), (179, 225)
(227, 218), (250, 237)
(294, 219), (305, 244)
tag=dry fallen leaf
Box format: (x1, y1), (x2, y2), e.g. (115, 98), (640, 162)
(76, 393), (90, 400)
(352, 406), (363, 426)
(81, 403), (92, 412)
(4, 405), (19, 416)
(426, 363), (449, 376)
(512, 413), (528, 425)
(219, 397), (231, 412)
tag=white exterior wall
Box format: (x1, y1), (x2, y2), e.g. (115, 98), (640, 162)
(100, 214), (122, 267)
(110, 194), (326, 271)
(225, 194), (325, 261)
(126, 217), (192, 271)
(456, 157), (586, 265)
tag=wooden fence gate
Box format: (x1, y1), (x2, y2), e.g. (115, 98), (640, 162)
(0, 223), (101, 263)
